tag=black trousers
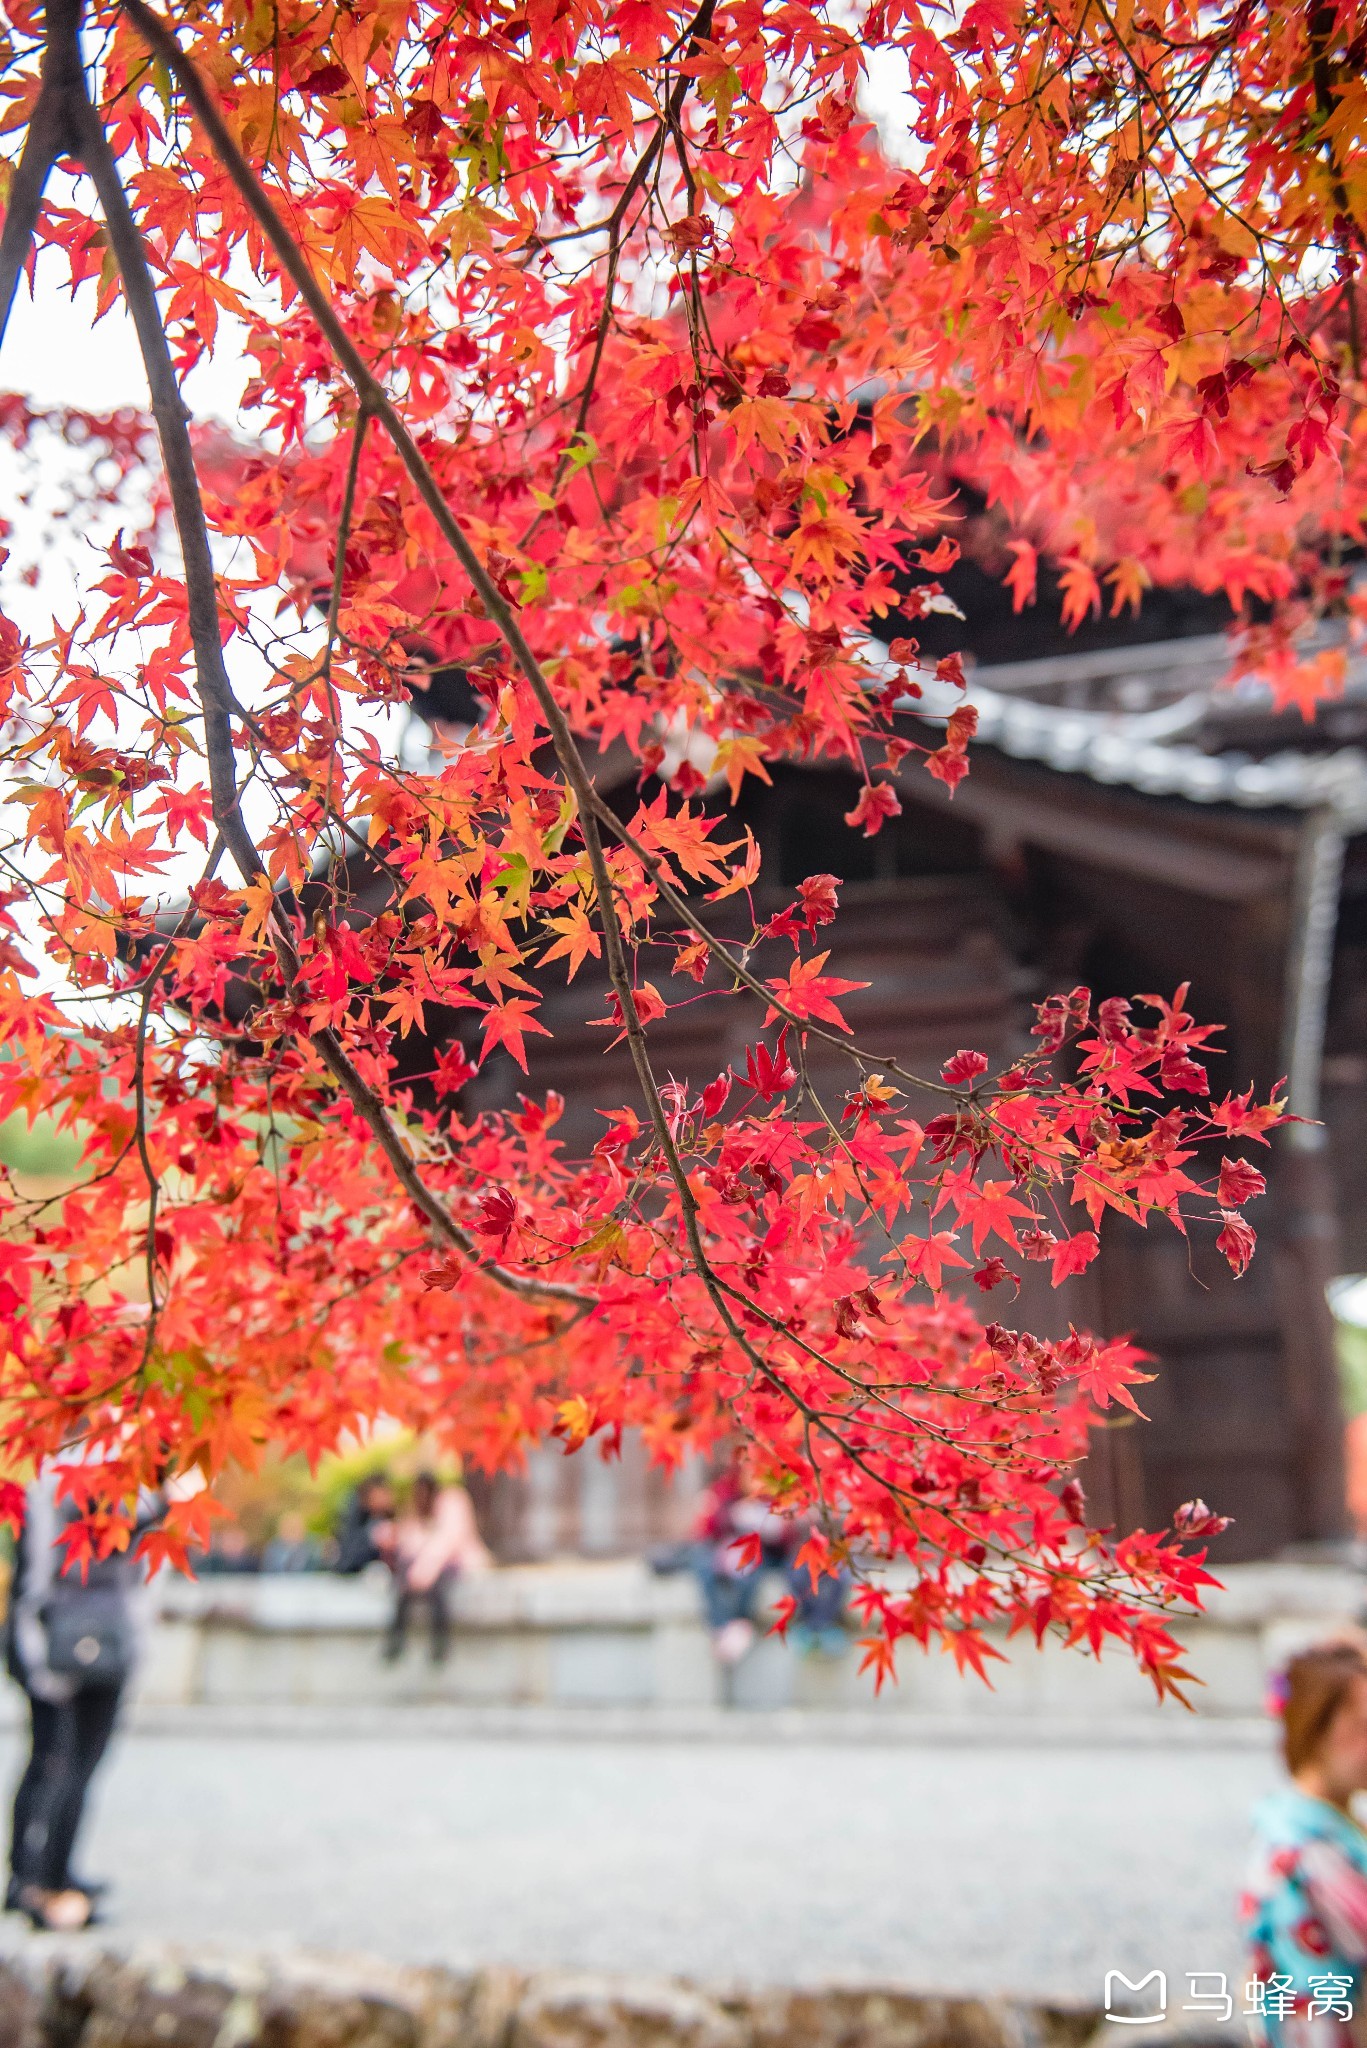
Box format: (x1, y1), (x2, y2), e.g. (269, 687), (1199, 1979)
(8, 1685), (122, 1890)
(384, 1571), (454, 1662)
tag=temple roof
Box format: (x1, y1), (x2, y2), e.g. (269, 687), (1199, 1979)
(897, 630), (1367, 827)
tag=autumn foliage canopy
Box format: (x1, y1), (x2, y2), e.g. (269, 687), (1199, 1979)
(0, 0), (1362, 1691)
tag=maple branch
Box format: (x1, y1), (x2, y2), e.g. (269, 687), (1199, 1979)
(1307, 0), (1364, 380)
(537, 0), (714, 505)
(132, 834), (227, 1347)
(0, 97), (59, 351)
(559, 137), (661, 455)
(323, 401), (371, 679)
(104, 0), (1237, 1582)
(1083, 0), (1296, 330)
(117, 2), (773, 1341)
(59, 27), (586, 1312)
(91, 2), (966, 1490)
(69, 105), (247, 858)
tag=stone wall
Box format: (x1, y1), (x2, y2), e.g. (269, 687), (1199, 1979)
(127, 1556), (1367, 1719)
(0, 1949), (1106, 2048)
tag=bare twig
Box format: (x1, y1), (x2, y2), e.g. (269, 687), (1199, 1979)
(323, 402), (372, 679)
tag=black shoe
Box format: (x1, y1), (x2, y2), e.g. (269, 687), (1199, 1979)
(8, 1871), (105, 1917)
(12, 1884), (96, 1932)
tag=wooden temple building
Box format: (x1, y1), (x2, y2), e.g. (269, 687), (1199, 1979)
(439, 587), (1367, 1566)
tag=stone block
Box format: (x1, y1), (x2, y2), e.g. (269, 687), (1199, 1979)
(131, 1621), (203, 1712)
(725, 1631), (793, 1712)
(509, 1974), (746, 2048)
(256, 1981), (418, 2048)
(651, 1621), (719, 1710)
(739, 1988), (1091, 2048)
(130, 1554), (1367, 1720)
(0, 1946), (1110, 2048)
(460, 1970), (526, 2048)
(263, 1958), (470, 2048)
(0, 1956), (47, 2048)
(547, 1632), (654, 1707)
(72, 1952), (242, 2048)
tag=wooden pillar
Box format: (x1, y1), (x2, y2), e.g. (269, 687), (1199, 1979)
(1273, 1137), (1349, 1542)
(1275, 809), (1350, 1545)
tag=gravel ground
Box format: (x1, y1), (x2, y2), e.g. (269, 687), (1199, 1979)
(0, 1721), (1277, 2004)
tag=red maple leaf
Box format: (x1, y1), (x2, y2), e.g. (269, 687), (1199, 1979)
(1217, 1157), (1266, 1207)
(480, 1000), (552, 1073)
(924, 745), (971, 792)
(891, 1229), (972, 1290)
(1051, 1231), (1100, 1286)
(973, 1257), (1020, 1293)
(1216, 1210), (1257, 1276)
(1211, 1088), (1286, 1143)
(742, 1030), (797, 1100)
(764, 953), (867, 1031)
(844, 782), (902, 837)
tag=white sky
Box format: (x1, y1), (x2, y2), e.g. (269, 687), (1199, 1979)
(5, 252), (153, 413)
(1, 169), (252, 421)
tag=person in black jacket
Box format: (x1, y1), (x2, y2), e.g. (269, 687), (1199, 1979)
(4, 1473), (148, 1931)
(333, 1473), (396, 1575)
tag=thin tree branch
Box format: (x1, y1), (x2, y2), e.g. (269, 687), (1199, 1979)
(533, 0), (715, 513)
(53, 25), (587, 1311)
(116, 8), (718, 1181)
(0, 90), (61, 349)
(104, 3), (1066, 1510)
(132, 833), (226, 1349)
(323, 401), (371, 679)
(119, 0), (843, 1417)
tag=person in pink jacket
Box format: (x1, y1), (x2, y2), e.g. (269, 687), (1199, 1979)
(378, 1473), (490, 1665)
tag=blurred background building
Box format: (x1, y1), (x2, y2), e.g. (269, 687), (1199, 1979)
(449, 617), (1367, 1567)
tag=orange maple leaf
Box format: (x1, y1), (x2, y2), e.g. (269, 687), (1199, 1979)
(479, 999), (552, 1073)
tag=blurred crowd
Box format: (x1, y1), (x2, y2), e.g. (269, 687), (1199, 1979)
(194, 1469), (491, 1663)
(195, 1453), (850, 1664)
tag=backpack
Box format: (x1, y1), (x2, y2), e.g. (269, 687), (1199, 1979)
(41, 1586), (134, 1686)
